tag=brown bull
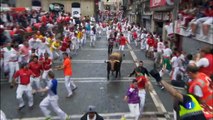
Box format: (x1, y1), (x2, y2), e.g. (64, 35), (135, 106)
(106, 52), (122, 80)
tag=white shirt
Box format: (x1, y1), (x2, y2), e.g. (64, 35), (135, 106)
(164, 23), (174, 36)
(29, 38), (40, 49)
(196, 58), (209, 68)
(87, 114), (96, 120)
(194, 85), (203, 97)
(171, 56), (179, 68)
(163, 48), (172, 57)
(9, 49), (19, 61)
(157, 42), (165, 52)
(1, 47), (16, 62)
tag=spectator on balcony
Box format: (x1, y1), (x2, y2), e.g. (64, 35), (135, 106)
(179, 3), (197, 28)
(190, 2), (213, 38)
(202, 2), (213, 36)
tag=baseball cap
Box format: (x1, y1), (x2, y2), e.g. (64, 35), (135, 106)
(87, 105), (96, 113)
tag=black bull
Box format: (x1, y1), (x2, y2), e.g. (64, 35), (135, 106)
(106, 52), (122, 79)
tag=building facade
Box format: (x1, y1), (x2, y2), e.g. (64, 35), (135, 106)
(140, 0), (152, 32)
(15, 0), (95, 17)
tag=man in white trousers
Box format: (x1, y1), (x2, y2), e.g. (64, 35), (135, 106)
(124, 79), (140, 120)
(12, 63), (34, 110)
(135, 71), (151, 114)
(90, 27), (96, 47)
(35, 71), (70, 120)
(55, 52), (77, 98)
(119, 34), (128, 56)
(8, 45), (20, 87)
(1, 43), (19, 87)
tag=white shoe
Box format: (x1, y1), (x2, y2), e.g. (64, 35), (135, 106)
(66, 93), (73, 98)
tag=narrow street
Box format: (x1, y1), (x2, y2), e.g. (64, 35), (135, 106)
(0, 33), (176, 120)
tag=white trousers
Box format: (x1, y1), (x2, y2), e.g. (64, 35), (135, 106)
(119, 45), (125, 51)
(52, 50), (60, 59)
(3, 61), (9, 73)
(90, 36), (96, 46)
(138, 89), (146, 113)
(64, 76), (76, 95)
(40, 95), (67, 120)
(140, 40), (146, 50)
(125, 103), (140, 120)
(16, 84), (33, 107)
(30, 76), (41, 90)
(38, 49), (46, 58)
(42, 69), (52, 80)
(171, 67), (180, 81)
(134, 39), (138, 46)
(78, 38), (83, 47)
(8, 62), (19, 83)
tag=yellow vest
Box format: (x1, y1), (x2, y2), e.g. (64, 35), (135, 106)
(46, 38), (53, 47)
(77, 32), (83, 39)
(50, 41), (60, 52)
(179, 94), (203, 119)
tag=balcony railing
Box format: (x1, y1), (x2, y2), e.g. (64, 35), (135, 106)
(175, 20), (213, 44)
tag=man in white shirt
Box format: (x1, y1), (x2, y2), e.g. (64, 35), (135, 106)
(195, 47), (213, 76)
(170, 52), (180, 81)
(155, 39), (165, 67)
(1, 43), (19, 86)
(162, 45), (172, 71)
(140, 31), (146, 50)
(28, 35), (40, 51)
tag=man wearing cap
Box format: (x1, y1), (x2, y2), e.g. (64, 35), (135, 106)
(81, 105), (104, 120)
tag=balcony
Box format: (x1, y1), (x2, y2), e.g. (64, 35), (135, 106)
(174, 20), (213, 44)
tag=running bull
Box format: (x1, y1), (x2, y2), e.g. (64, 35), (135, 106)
(105, 52), (122, 80)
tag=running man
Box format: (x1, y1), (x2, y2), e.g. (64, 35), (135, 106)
(55, 52), (77, 98)
(12, 63), (35, 110)
(35, 71), (70, 120)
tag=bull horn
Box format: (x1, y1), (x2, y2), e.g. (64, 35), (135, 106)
(114, 60), (120, 63)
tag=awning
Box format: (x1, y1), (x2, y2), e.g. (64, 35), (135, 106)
(11, 7), (26, 12)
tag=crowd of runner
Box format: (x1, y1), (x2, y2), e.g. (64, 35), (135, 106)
(0, 9), (213, 120)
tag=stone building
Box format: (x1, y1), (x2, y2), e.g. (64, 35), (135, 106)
(15, 0), (95, 17)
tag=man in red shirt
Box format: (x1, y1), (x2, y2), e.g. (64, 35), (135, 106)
(12, 63), (35, 110)
(135, 71), (151, 114)
(119, 33), (128, 56)
(132, 31), (138, 47)
(28, 55), (43, 90)
(146, 35), (155, 59)
(40, 53), (52, 81)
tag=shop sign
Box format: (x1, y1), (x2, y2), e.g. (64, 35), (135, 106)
(150, 0), (166, 8)
(49, 3), (64, 12)
(153, 12), (162, 20)
(153, 12), (170, 21)
(72, 8), (81, 18)
(162, 12), (170, 21)
(150, 0), (174, 8)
